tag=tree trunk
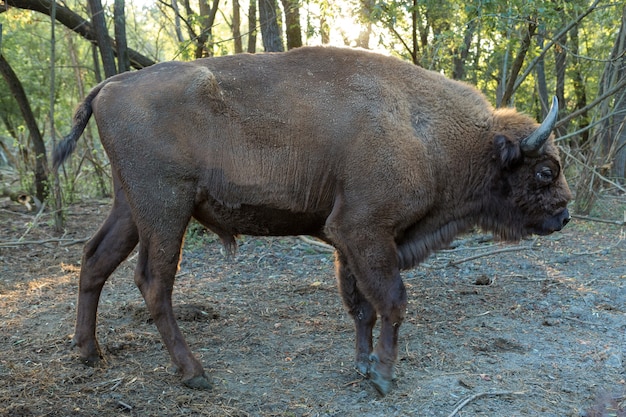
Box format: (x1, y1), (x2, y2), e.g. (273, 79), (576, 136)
(569, 22), (589, 144)
(553, 13), (567, 137)
(171, 0), (185, 43)
(535, 25), (549, 118)
(92, 43), (103, 83)
(280, 0), (301, 50)
(114, 0), (130, 73)
(355, 0), (374, 49)
(247, 0), (257, 52)
(50, 0), (63, 228)
(452, 17), (476, 80)
(410, 0), (419, 65)
(232, 0), (242, 53)
(87, 0), (117, 78)
(574, 5), (626, 214)
(319, 3), (329, 44)
(0, 54), (48, 203)
(258, 0), (283, 52)
(197, 0), (220, 58)
(604, 5), (626, 179)
(500, 18), (537, 106)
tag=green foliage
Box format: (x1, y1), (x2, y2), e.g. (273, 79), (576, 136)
(2, 0), (624, 213)
(184, 220), (218, 251)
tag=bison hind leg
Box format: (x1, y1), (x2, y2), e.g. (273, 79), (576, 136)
(73, 186), (139, 366)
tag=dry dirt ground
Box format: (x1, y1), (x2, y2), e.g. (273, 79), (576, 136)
(0, 197), (625, 417)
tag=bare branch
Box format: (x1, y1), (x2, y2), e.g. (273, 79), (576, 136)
(0, 236), (90, 247)
(298, 236), (335, 253)
(448, 391), (526, 417)
(571, 214), (625, 226)
(556, 77), (626, 129)
(512, 0), (601, 93)
(2, 0), (155, 69)
(446, 242), (536, 268)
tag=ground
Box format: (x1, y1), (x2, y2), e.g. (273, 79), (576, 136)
(0, 196), (624, 417)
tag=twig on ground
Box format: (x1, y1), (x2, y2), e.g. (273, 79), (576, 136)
(299, 235), (335, 253)
(343, 377), (366, 387)
(0, 208), (33, 218)
(564, 316), (598, 326)
(446, 241), (536, 267)
(571, 235), (624, 256)
(117, 400), (133, 411)
(17, 202), (47, 242)
(447, 391), (525, 417)
(572, 214), (625, 226)
(0, 236), (90, 247)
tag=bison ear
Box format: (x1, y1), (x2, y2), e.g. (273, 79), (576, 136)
(493, 134), (522, 168)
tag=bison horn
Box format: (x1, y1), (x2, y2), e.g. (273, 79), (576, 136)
(520, 96), (559, 156)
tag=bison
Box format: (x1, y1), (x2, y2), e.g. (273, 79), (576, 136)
(53, 46), (571, 395)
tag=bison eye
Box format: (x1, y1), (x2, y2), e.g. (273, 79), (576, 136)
(536, 166), (553, 183)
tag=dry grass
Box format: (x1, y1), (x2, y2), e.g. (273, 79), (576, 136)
(1, 197), (625, 416)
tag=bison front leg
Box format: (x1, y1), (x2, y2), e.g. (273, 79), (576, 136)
(330, 230), (407, 395)
(367, 273), (406, 395)
(335, 252), (377, 375)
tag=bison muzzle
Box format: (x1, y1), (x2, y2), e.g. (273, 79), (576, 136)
(54, 46), (572, 395)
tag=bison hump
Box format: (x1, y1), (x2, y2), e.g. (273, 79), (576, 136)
(186, 65), (223, 102)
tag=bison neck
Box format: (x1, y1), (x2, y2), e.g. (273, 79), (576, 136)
(395, 215), (473, 270)
(395, 149), (493, 270)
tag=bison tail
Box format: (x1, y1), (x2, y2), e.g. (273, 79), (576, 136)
(52, 84), (103, 170)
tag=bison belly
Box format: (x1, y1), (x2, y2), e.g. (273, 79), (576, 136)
(192, 197), (329, 239)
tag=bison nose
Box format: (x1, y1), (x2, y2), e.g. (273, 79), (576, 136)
(560, 208), (571, 228)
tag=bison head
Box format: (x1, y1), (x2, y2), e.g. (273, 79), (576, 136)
(483, 97), (572, 240)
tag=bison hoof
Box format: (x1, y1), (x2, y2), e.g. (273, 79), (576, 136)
(355, 358), (370, 376)
(367, 354), (393, 396)
(182, 373), (213, 390)
(79, 355), (102, 367)
(72, 338), (103, 366)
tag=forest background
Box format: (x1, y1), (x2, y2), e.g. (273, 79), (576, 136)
(0, 0), (624, 222)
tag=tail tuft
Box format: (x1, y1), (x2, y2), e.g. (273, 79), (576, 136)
(53, 84), (102, 170)
(53, 132), (79, 170)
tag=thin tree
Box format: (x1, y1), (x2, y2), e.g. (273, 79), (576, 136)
(258, 0), (283, 52)
(114, 0), (130, 73)
(232, 0), (242, 53)
(50, 0), (63, 229)
(568, 23), (589, 143)
(0, 55), (49, 203)
(452, 14), (477, 80)
(88, 0), (117, 78)
(574, 4), (626, 214)
(535, 24), (549, 118)
(171, 0), (185, 43)
(355, 0), (374, 48)
(197, 0), (220, 57)
(500, 17), (537, 107)
(247, 0), (257, 52)
(553, 10), (567, 135)
(280, 0), (301, 49)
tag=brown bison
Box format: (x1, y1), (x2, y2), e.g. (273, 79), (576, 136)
(54, 46), (571, 395)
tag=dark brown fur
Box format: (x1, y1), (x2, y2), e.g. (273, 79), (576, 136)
(54, 46), (572, 394)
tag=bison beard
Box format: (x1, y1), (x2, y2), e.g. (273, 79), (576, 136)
(54, 46), (572, 395)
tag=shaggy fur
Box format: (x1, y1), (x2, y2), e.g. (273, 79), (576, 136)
(54, 46), (572, 395)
